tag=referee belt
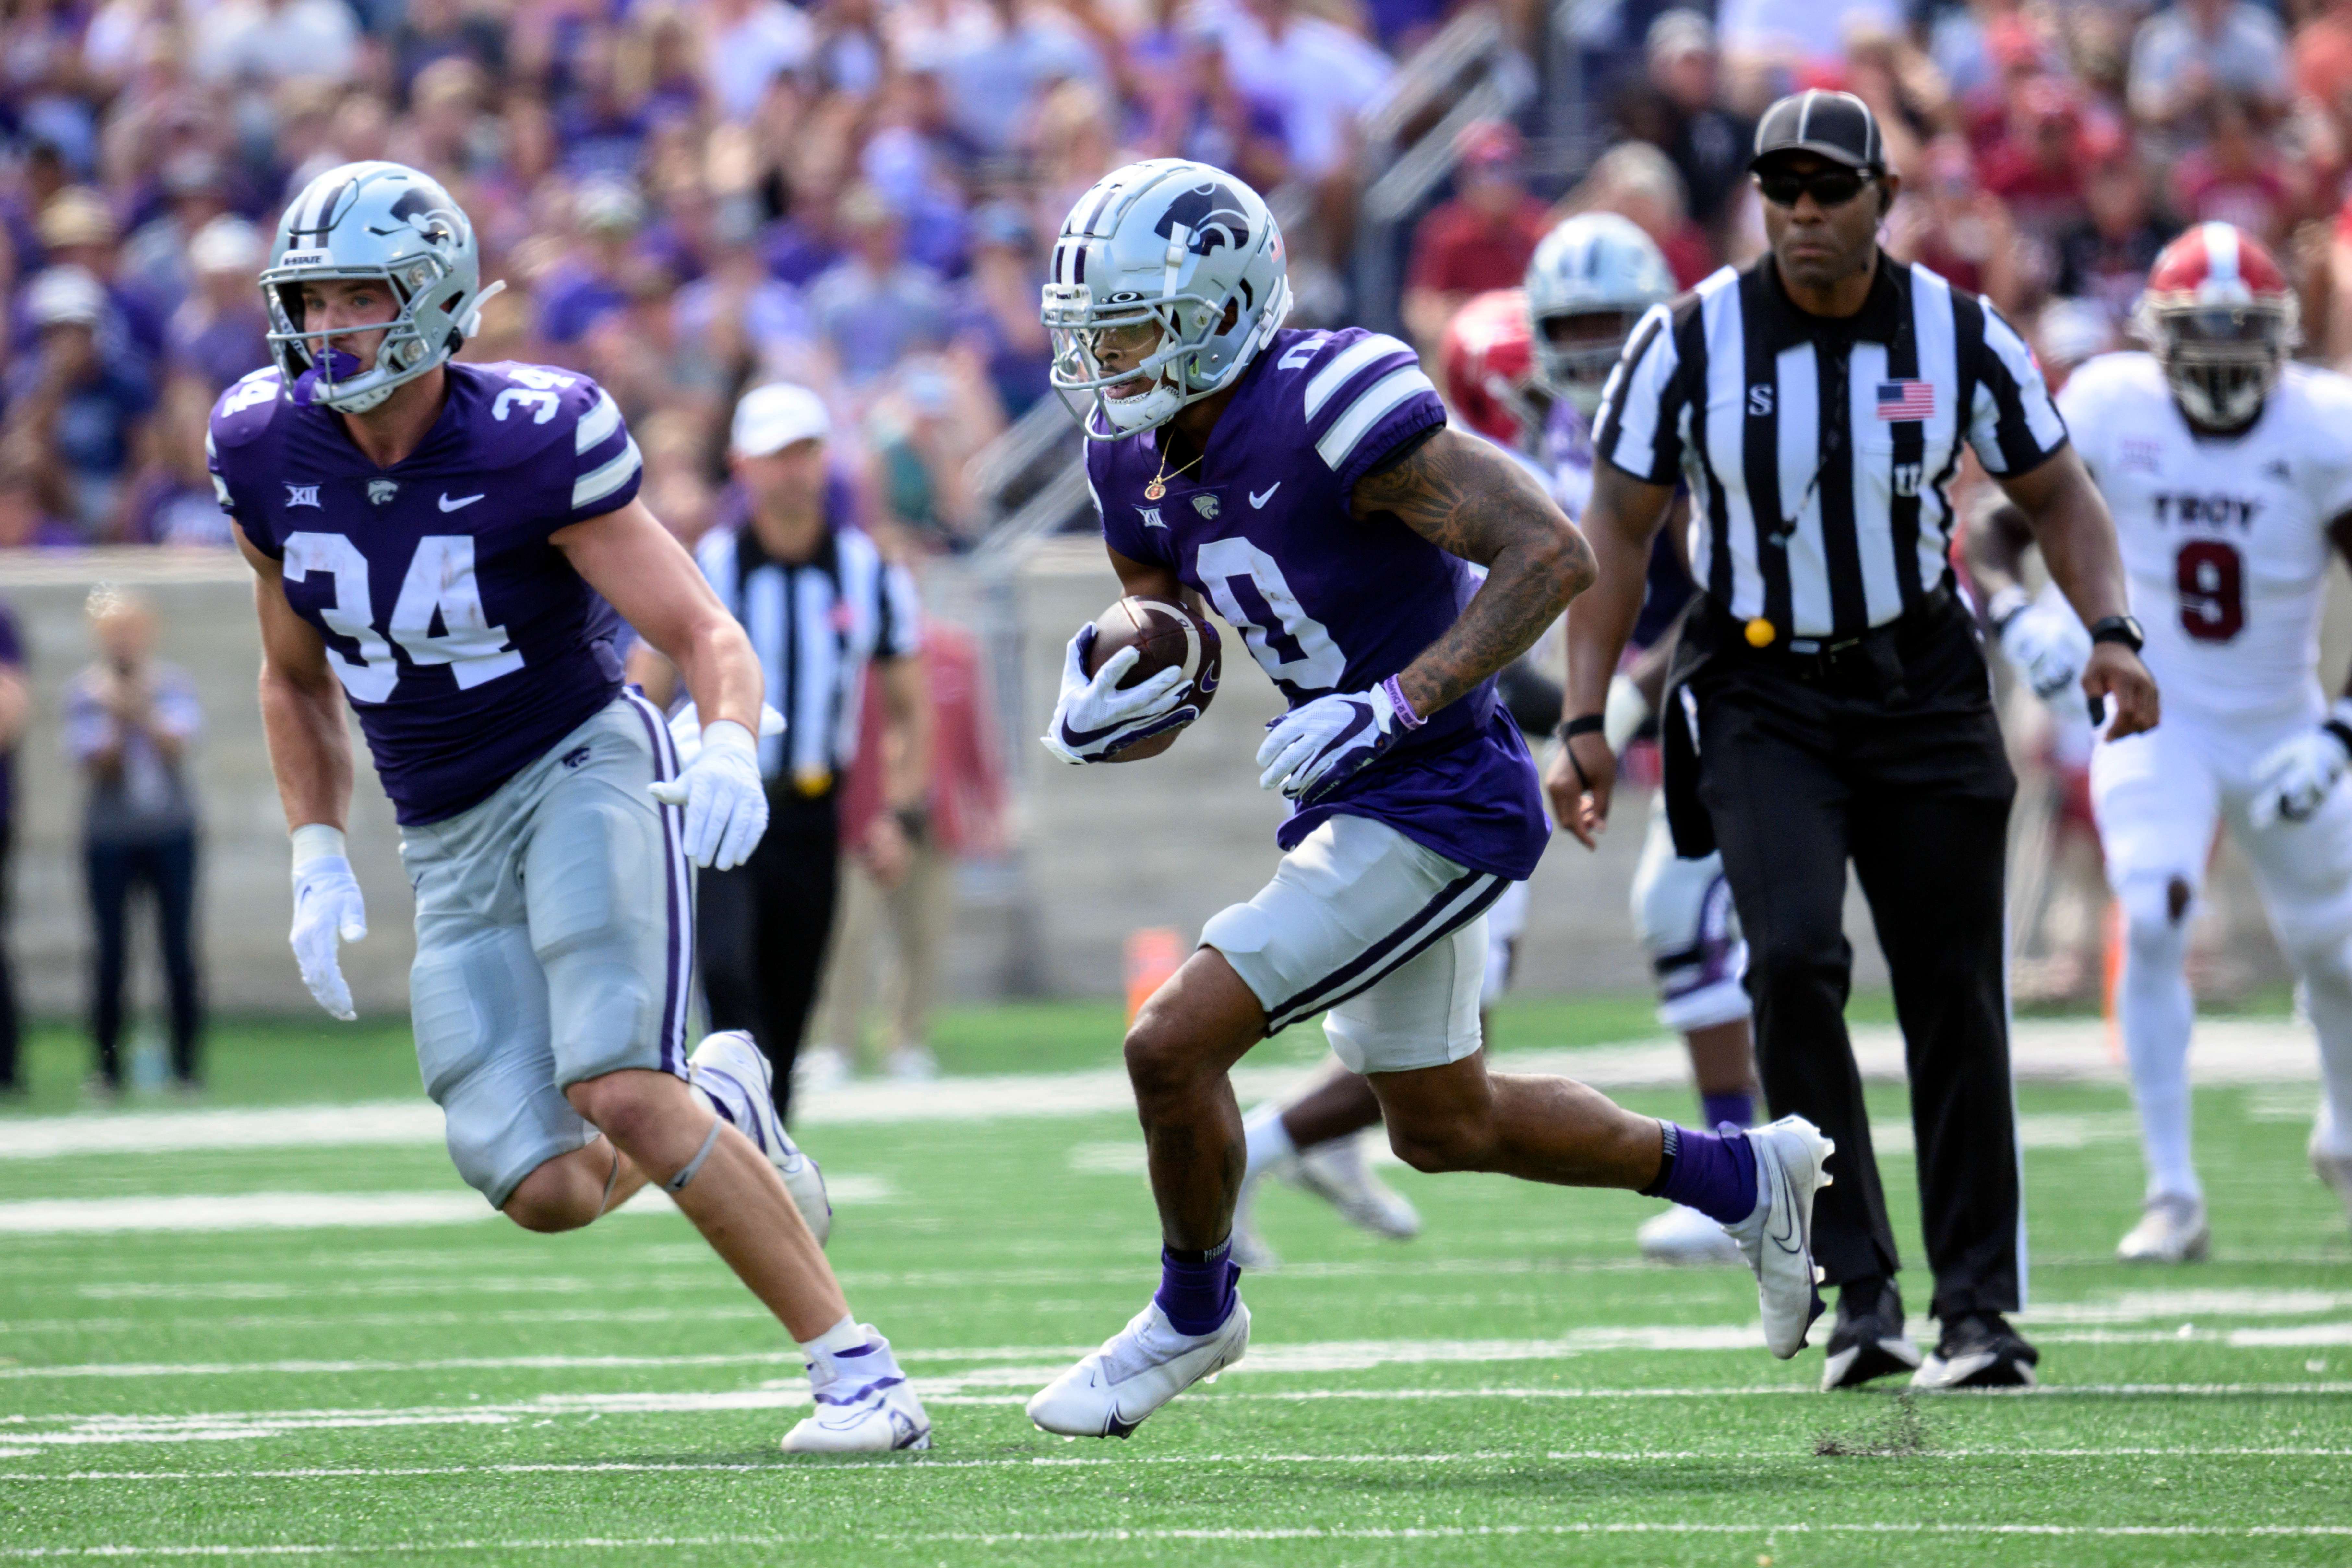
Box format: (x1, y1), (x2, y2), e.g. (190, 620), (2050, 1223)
(1701, 585), (1959, 689)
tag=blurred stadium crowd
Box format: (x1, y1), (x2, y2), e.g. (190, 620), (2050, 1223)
(8, 0), (2352, 560)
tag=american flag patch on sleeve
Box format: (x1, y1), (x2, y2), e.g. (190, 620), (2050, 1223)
(1876, 380), (1935, 421)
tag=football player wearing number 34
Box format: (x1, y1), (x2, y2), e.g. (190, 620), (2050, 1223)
(1966, 222), (2352, 1263)
(213, 162), (928, 1454)
(1025, 159), (1839, 1441)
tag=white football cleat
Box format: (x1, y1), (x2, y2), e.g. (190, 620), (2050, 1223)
(1027, 1298), (1251, 1438)
(1636, 1202), (1743, 1264)
(795, 1043), (852, 1092)
(2116, 1194), (2210, 1263)
(782, 1329), (931, 1453)
(1722, 1115), (1834, 1359)
(2312, 1104), (2352, 1227)
(688, 1031), (831, 1245)
(1286, 1135), (1420, 1240)
(887, 1044), (939, 1081)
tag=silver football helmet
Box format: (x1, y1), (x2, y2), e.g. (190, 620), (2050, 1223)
(1523, 212), (1674, 415)
(1042, 159), (1292, 440)
(261, 161), (504, 413)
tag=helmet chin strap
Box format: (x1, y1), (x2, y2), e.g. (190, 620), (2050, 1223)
(1098, 356), (1188, 434)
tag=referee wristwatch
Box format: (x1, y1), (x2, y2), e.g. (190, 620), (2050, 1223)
(2086, 615), (2145, 654)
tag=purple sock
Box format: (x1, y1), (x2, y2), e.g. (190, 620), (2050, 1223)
(1701, 1091), (1756, 1131)
(1155, 1241), (1238, 1336)
(1640, 1122), (1758, 1225)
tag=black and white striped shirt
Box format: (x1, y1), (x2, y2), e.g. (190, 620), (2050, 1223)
(1594, 253), (2066, 643)
(696, 498), (922, 795)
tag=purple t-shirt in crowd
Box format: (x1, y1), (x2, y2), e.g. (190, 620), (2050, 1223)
(208, 361), (644, 825)
(1093, 326), (1546, 881)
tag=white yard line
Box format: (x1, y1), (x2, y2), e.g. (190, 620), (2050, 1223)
(10, 1284), (2352, 1365)
(5, 1380), (2350, 1450)
(0, 1179), (894, 1236)
(1066, 1113), (2138, 1175)
(6, 1522), (2352, 1557)
(7, 1446), (2352, 1483)
(47, 1252), (2334, 1313)
(0, 1019), (2319, 1163)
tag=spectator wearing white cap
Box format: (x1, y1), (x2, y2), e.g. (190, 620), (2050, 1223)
(628, 383), (930, 1117)
(2, 266), (155, 540)
(166, 216), (270, 394)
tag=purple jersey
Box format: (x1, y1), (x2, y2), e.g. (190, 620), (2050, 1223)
(1095, 327), (1546, 880)
(209, 361), (644, 825)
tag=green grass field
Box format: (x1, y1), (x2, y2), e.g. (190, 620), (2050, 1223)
(2, 999), (2349, 1564)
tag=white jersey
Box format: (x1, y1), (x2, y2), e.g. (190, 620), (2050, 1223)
(2060, 352), (2352, 724)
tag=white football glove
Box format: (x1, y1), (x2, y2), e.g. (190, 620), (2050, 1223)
(2250, 708), (2352, 829)
(650, 718), (768, 871)
(1256, 676), (1423, 804)
(1996, 600), (2092, 716)
(289, 826), (366, 1022)
(1602, 670), (1651, 756)
(1041, 623), (1194, 764)
(665, 700), (787, 768)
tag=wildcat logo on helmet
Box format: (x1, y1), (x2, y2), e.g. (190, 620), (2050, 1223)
(1154, 180), (1253, 256)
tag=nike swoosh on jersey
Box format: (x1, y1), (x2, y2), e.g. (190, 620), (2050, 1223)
(439, 493), (486, 512)
(1250, 483), (1282, 508)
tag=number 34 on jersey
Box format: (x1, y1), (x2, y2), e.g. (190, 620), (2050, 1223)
(285, 532), (523, 703)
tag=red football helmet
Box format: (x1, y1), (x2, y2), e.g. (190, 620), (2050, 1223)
(2133, 221), (2300, 430)
(1439, 288), (1539, 450)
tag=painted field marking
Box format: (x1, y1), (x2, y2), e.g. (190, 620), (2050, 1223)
(0, 1180), (894, 1236)
(1068, 1113), (2138, 1177)
(8, 1446), (2352, 1484)
(11, 1304), (2352, 1382)
(0, 1018), (2319, 1164)
(7, 1381), (2352, 1451)
(6, 1521), (2352, 1558)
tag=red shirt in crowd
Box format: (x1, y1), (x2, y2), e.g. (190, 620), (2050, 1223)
(1406, 194), (1554, 294)
(839, 619), (1007, 858)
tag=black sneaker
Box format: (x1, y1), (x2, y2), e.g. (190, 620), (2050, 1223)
(1912, 1312), (2040, 1390)
(1821, 1280), (1923, 1391)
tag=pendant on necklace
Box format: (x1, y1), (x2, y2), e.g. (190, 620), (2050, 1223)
(1143, 479), (1166, 501)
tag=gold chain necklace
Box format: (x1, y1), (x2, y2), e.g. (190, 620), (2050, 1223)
(1143, 442), (1206, 502)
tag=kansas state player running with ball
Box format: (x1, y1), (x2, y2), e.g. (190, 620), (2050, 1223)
(1024, 160), (1836, 1438)
(212, 162), (927, 1452)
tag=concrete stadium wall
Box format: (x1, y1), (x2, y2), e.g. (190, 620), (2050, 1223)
(0, 542), (1695, 1022)
(30, 538), (2331, 1022)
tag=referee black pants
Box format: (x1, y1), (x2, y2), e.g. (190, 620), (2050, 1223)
(1689, 604), (2021, 1322)
(697, 783), (840, 1125)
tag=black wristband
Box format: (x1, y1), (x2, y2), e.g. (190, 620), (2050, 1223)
(1560, 714), (1606, 742)
(2086, 615), (2145, 653)
(2326, 720), (2352, 755)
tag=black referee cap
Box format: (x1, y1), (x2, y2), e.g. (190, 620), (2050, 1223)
(1750, 90), (1883, 173)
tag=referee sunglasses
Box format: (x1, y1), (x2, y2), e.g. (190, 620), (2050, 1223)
(1753, 166), (1876, 209)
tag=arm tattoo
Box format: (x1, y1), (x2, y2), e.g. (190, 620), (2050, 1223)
(1351, 427), (1597, 719)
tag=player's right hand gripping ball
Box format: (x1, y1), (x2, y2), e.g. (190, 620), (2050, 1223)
(1042, 598), (1220, 764)
(650, 718), (768, 871)
(290, 854), (368, 1021)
